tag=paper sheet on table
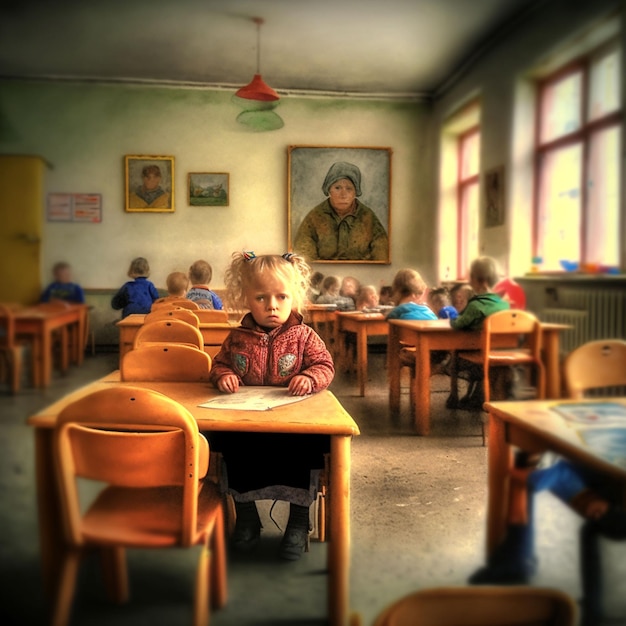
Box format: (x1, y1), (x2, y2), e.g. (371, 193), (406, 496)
(199, 386), (311, 411)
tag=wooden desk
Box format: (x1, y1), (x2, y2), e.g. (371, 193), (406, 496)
(14, 303), (88, 387)
(305, 304), (338, 349)
(334, 312), (388, 396)
(484, 397), (626, 556)
(117, 314), (238, 362)
(387, 319), (570, 435)
(28, 374), (360, 626)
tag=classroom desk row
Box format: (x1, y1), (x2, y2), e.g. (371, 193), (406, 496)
(8, 302), (89, 387)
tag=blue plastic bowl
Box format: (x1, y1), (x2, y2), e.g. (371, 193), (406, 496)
(559, 260), (579, 272)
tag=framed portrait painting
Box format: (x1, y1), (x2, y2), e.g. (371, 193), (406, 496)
(288, 145), (392, 264)
(484, 165), (505, 227)
(125, 155), (174, 213)
(188, 172), (229, 206)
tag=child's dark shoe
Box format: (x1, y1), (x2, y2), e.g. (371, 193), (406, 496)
(279, 526), (309, 561)
(232, 501), (262, 553)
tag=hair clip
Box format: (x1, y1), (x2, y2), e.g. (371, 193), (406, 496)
(282, 252), (296, 263)
(243, 251), (256, 262)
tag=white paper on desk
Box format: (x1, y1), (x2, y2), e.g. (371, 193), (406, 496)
(199, 386), (311, 411)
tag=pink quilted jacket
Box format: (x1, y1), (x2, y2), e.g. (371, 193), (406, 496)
(209, 312), (334, 392)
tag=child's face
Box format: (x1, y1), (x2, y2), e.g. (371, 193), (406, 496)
(452, 291), (470, 313)
(55, 267), (72, 283)
(245, 275), (293, 329)
(363, 291), (379, 308)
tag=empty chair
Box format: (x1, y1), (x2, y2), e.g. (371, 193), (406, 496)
(457, 309), (545, 445)
(144, 308), (200, 327)
(0, 303), (24, 393)
(133, 319), (204, 351)
(194, 309), (229, 323)
(51, 386), (227, 626)
(121, 343), (212, 382)
(370, 585), (577, 626)
(151, 298), (200, 311)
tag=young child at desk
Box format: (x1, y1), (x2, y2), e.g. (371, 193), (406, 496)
(427, 287), (458, 320)
(316, 275), (355, 310)
(385, 269), (437, 321)
(41, 262), (85, 303)
(187, 259), (223, 310)
(450, 282), (473, 314)
(111, 256), (159, 318)
(208, 251), (334, 561)
(355, 285), (380, 311)
(161, 271), (189, 300)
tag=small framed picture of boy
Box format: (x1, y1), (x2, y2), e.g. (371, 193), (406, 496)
(188, 172), (229, 206)
(125, 155), (175, 213)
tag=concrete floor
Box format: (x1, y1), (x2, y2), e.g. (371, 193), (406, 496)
(1, 348), (625, 625)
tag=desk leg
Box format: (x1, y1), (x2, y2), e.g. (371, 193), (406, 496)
(357, 329), (367, 397)
(41, 329), (53, 387)
(34, 428), (65, 601)
(328, 435), (351, 626)
(388, 326), (401, 415)
(413, 338), (431, 435)
(486, 412), (513, 556)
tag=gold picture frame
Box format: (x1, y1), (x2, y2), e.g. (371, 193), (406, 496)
(288, 145), (392, 264)
(125, 155), (174, 213)
(188, 172), (229, 206)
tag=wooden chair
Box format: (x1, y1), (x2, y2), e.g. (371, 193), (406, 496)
(121, 344), (211, 382)
(563, 339), (626, 625)
(0, 303), (24, 393)
(564, 338), (626, 398)
(51, 386), (227, 626)
(151, 298), (200, 311)
(133, 319), (204, 351)
(144, 308), (200, 327)
(367, 586), (577, 626)
(194, 309), (229, 323)
(457, 309), (545, 445)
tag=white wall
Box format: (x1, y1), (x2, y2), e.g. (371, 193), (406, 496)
(0, 82), (434, 293)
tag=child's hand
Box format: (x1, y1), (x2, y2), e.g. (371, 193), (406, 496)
(288, 375), (313, 396)
(217, 374), (240, 393)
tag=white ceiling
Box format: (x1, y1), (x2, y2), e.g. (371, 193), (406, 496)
(0, 0), (540, 99)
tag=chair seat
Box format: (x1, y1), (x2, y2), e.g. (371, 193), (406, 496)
(82, 482), (223, 547)
(459, 349), (535, 365)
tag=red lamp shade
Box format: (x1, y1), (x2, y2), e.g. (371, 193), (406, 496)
(234, 73), (279, 102)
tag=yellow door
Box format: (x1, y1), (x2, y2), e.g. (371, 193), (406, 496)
(0, 155), (46, 305)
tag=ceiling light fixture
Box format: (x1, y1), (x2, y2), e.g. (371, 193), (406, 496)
(232, 17), (284, 131)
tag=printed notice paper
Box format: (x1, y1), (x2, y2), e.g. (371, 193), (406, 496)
(199, 386), (310, 411)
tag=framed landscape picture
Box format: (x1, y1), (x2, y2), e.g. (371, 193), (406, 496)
(288, 145), (392, 264)
(125, 155), (174, 213)
(188, 172), (229, 206)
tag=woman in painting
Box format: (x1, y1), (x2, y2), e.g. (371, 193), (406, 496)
(293, 161), (389, 261)
(129, 164), (170, 209)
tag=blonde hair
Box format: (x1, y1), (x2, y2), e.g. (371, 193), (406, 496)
(356, 284), (379, 308)
(469, 256), (499, 288)
(189, 259), (213, 285)
(391, 268), (427, 300)
(128, 257), (150, 278)
(166, 271), (189, 296)
(224, 252), (311, 314)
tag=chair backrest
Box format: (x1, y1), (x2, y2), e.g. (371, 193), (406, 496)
(54, 386), (209, 547)
(121, 344), (212, 382)
(152, 298), (200, 311)
(133, 319), (204, 350)
(372, 586), (577, 626)
(144, 308), (200, 327)
(194, 309), (229, 323)
(0, 303), (16, 349)
(564, 339), (626, 399)
(483, 308), (542, 355)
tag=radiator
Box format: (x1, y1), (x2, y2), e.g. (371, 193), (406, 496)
(540, 288), (626, 355)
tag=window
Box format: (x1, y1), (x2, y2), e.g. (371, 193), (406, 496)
(535, 44), (621, 271)
(457, 128), (480, 278)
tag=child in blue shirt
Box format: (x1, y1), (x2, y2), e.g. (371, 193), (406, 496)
(386, 269), (437, 321)
(186, 259), (223, 310)
(41, 262), (85, 303)
(111, 257), (159, 318)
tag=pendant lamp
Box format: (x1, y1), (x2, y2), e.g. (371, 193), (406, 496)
(232, 17), (284, 131)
